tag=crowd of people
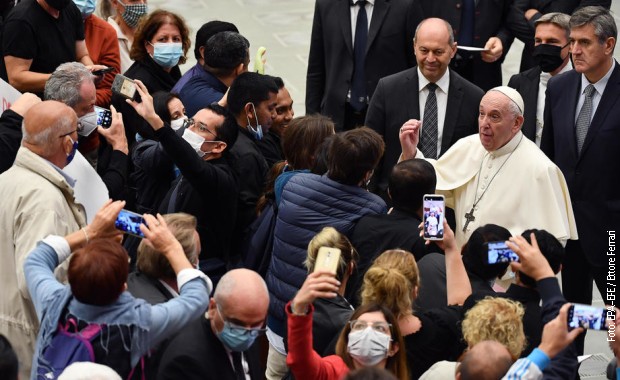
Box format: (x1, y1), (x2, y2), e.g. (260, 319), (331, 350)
(0, 0), (618, 379)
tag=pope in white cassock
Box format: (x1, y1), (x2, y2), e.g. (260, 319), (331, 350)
(399, 86), (578, 247)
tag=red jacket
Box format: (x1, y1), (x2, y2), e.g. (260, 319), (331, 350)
(286, 302), (350, 380)
(84, 14), (120, 108)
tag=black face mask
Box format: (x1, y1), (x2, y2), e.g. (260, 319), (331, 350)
(46, 0), (72, 10)
(532, 43), (568, 73)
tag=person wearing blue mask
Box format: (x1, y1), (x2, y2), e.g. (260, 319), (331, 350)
(111, 9), (190, 146)
(0, 101), (88, 380)
(158, 269), (268, 380)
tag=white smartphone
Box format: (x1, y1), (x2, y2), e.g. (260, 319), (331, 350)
(423, 194), (445, 240)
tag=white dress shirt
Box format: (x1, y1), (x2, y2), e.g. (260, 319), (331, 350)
(418, 67), (450, 158)
(350, 0), (374, 48)
(536, 61), (573, 146)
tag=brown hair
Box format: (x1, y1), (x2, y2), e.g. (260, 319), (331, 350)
(361, 250), (419, 318)
(328, 127), (385, 185)
(130, 9), (191, 65)
(335, 303), (408, 380)
(256, 114), (334, 213)
(136, 213), (198, 280)
(68, 239), (129, 306)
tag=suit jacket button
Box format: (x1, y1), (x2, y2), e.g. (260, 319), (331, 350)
(456, 3), (461, 8)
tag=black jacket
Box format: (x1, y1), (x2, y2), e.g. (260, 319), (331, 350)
(256, 131), (284, 168)
(0, 108), (23, 174)
(156, 126), (238, 265)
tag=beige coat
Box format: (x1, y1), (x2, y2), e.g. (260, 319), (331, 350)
(0, 147), (86, 379)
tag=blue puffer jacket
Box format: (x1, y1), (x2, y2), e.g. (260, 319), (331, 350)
(266, 173), (386, 337)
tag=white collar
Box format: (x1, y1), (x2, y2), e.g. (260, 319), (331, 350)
(580, 58), (615, 96)
(418, 67), (450, 94)
(490, 131), (523, 158)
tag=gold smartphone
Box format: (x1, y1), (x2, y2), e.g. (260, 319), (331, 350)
(313, 247), (341, 274)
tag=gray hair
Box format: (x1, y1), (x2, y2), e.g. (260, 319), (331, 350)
(570, 6), (617, 46)
(21, 112), (75, 156)
(44, 62), (94, 108)
(505, 99), (521, 119)
(535, 12), (571, 42)
(414, 18), (455, 45)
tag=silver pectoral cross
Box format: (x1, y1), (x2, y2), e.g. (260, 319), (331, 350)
(463, 208), (475, 233)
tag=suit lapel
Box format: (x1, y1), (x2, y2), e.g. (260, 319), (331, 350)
(340, 0), (354, 54)
(521, 68), (541, 141)
(366, 0), (389, 55)
(407, 70), (421, 121)
(579, 62), (620, 159)
(441, 70), (464, 154)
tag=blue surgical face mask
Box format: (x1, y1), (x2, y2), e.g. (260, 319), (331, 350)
(73, 0), (96, 18)
(66, 136), (79, 165)
(150, 42), (183, 69)
(215, 305), (263, 352)
(246, 103), (263, 140)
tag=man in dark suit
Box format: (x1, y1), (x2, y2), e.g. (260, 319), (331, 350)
(506, 0), (611, 72)
(306, 0), (423, 131)
(366, 17), (483, 201)
(508, 12), (572, 146)
(541, 6), (620, 353)
(420, 0), (512, 91)
(157, 269), (268, 380)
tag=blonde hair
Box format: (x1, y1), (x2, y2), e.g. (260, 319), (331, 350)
(462, 297), (527, 360)
(305, 227), (358, 281)
(136, 213), (198, 279)
(360, 250), (419, 318)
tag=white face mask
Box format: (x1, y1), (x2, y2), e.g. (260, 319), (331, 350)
(170, 116), (188, 131)
(347, 327), (391, 367)
(77, 111), (98, 137)
(182, 128), (206, 157)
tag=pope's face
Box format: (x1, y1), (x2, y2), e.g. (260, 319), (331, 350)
(478, 91), (522, 152)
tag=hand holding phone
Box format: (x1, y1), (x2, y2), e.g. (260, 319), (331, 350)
(313, 247), (341, 274)
(115, 209), (145, 238)
(423, 194), (445, 240)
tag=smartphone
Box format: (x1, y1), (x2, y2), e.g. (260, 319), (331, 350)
(486, 241), (519, 264)
(115, 209), (145, 238)
(92, 67), (115, 76)
(568, 304), (608, 331)
(111, 74), (138, 101)
(423, 194), (445, 240)
(313, 247), (341, 274)
(94, 106), (112, 128)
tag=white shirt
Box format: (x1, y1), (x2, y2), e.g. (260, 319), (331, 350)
(418, 67), (450, 157)
(107, 17), (133, 74)
(536, 61), (573, 146)
(350, 0), (374, 48)
(574, 58), (616, 125)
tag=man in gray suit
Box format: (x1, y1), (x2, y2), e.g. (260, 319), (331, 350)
(366, 17), (483, 201)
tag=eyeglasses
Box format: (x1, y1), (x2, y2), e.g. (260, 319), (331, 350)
(189, 118), (217, 139)
(349, 320), (392, 334)
(216, 305), (267, 337)
(58, 124), (81, 138)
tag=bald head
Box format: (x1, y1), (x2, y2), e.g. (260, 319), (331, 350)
(457, 341), (513, 380)
(415, 18), (455, 45)
(214, 268), (269, 317)
(22, 101), (78, 162)
(413, 18), (457, 83)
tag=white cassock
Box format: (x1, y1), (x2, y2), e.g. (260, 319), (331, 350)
(414, 131), (578, 247)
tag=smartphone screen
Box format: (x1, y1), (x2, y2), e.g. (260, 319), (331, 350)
(115, 209), (145, 238)
(94, 106), (112, 128)
(486, 241), (519, 264)
(423, 194), (445, 240)
(313, 247), (341, 274)
(568, 304), (608, 331)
